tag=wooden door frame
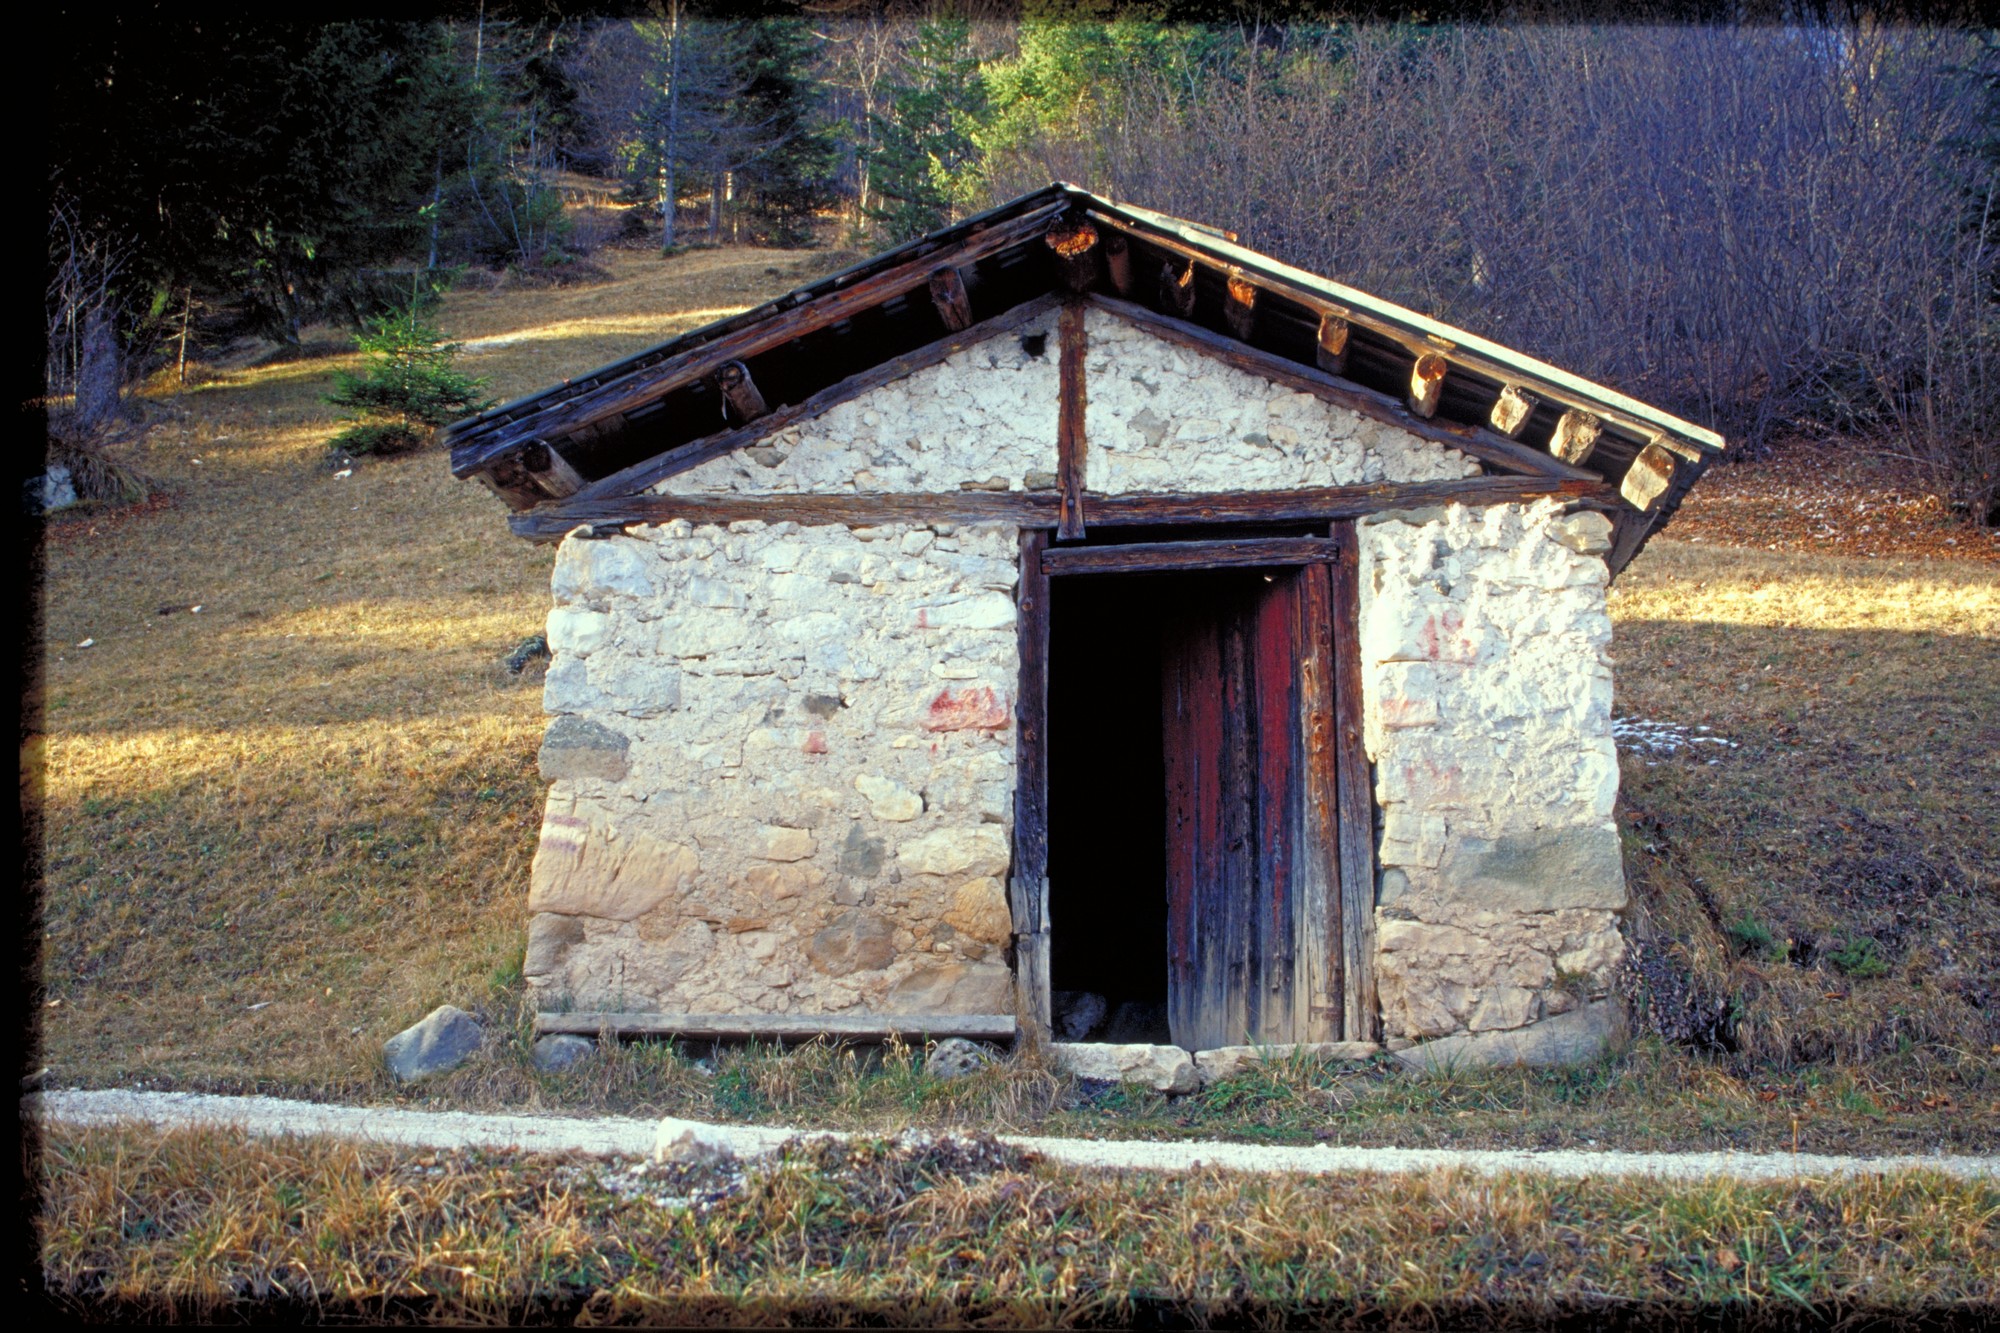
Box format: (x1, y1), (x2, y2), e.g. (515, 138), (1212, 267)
(1012, 521), (1378, 1045)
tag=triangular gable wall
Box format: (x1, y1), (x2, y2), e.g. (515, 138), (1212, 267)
(655, 304), (1474, 501)
(1083, 308), (1476, 493)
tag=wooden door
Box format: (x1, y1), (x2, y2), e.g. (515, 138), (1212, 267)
(1160, 565), (1342, 1050)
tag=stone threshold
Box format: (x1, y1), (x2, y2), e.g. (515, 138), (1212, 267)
(32, 1090), (1998, 1183)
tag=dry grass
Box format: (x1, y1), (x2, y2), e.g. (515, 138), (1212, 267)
(31, 239), (1999, 1158)
(1609, 540), (1998, 1071)
(37, 1121), (1999, 1323)
(34, 245), (849, 1094)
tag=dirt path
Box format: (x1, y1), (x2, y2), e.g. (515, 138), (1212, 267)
(32, 1089), (1998, 1182)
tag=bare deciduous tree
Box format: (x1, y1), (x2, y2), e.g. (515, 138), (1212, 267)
(987, 21), (1999, 523)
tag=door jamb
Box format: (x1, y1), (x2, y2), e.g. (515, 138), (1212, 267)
(1014, 520), (1376, 1045)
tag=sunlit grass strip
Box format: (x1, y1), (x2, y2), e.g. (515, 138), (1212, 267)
(38, 1124), (1999, 1323)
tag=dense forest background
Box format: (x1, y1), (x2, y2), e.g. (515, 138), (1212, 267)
(40, 2), (2000, 522)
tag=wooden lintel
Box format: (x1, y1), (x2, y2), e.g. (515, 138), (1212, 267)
(1550, 409), (1602, 465)
(1490, 385), (1536, 438)
(449, 199), (1069, 476)
(1316, 312), (1350, 376)
(1620, 441), (1676, 511)
(1040, 536), (1342, 576)
(1408, 352), (1448, 419)
(1086, 293), (1597, 482)
(1102, 230), (1133, 296)
(507, 476), (1615, 542)
(1056, 303), (1088, 539)
(928, 266), (974, 332)
(1225, 271), (1258, 341)
(520, 440), (586, 499)
(534, 1011), (1019, 1042)
(715, 360), (767, 423)
(1159, 258), (1197, 319)
(1045, 214), (1101, 292)
(562, 297), (1062, 504)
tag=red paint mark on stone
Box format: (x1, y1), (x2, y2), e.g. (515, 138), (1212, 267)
(923, 686), (1010, 733)
(803, 731), (829, 754)
(1417, 609), (1476, 663)
(1378, 696), (1433, 728)
(915, 609), (929, 629)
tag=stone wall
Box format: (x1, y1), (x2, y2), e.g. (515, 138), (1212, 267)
(1082, 308), (1480, 493)
(1356, 499), (1626, 1051)
(521, 309), (1630, 1064)
(662, 314), (1060, 496)
(528, 518), (1022, 1017)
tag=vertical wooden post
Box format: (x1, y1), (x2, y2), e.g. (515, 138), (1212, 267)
(1103, 230), (1133, 296)
(1056, 302), (1088, 541)
(1550, 409), (1601, 465)
(1012, 528), (1054, 1040)
(1296, 560), (1343, 1044)
(1490, 384), (1536, 438)
(1316, 312), (1350, 377)
(1408, 352), (1448, 419)
(928, 267), (974, 332)
(1159, 259), (1198, 319)
(1327, 521), (1378, 1043)
(1225, 272), (1258, 341)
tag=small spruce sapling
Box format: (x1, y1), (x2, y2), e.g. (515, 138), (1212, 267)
(326, 289), (491, 456)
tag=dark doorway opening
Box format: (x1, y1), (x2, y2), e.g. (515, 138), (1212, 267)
(1047, 574), (1172, 1043)
(1049, 568), (1313, 1047)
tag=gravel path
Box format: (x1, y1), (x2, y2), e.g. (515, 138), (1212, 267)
(32, 1088), (1998, 1183)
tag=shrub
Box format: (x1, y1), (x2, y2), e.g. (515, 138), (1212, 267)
(1725, 914), (1783, 961)
(325, 298), (490, 456)
(1827, 935), (1891, 980)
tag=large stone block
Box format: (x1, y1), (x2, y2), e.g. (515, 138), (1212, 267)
(942, 877), (1012, 944)
(546, 607), (612, 656)
(524, 912), (585, 979)
(1391, 1000), (1622, 1072)
(805, 909), (897, 975)
(383, 1005), (483, 1082)
(552, 537), (653, 602)
(1193, 1042), (1380, 1083)
(1051, 1042), (1200, 1095)
(528, 812), (700, 921)
(855, 774), (922, 821)
(887, 959), (1013, 1011)
(538, 715), (630, 782)
(897, 827), (1011, 878)
(1435, 824), (1627, 912)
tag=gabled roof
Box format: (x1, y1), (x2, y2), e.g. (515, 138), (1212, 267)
(445, 183), (1723, 570)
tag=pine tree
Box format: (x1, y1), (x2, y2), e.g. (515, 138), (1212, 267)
(867, 19), (988, 244)
(325, 292), (491, 455)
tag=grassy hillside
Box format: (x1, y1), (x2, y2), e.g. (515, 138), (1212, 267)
(31, 246), (1999, 1150)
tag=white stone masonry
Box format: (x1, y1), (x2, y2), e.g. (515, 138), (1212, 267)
(663, 318), (1061, 496)
(1358, 500), (1626, 1047)
(1082, 308), (1480, 493)
(529, 518), (1023, 1018)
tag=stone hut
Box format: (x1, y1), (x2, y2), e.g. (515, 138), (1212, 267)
(445, 185), (1724, 1070)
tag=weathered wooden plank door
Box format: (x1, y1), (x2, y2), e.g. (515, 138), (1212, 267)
(1161, 567), (1342, 1050)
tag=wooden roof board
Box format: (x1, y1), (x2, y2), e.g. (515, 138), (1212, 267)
(1088, 190), (1726, 453)
(447, 183), (1723, 577)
